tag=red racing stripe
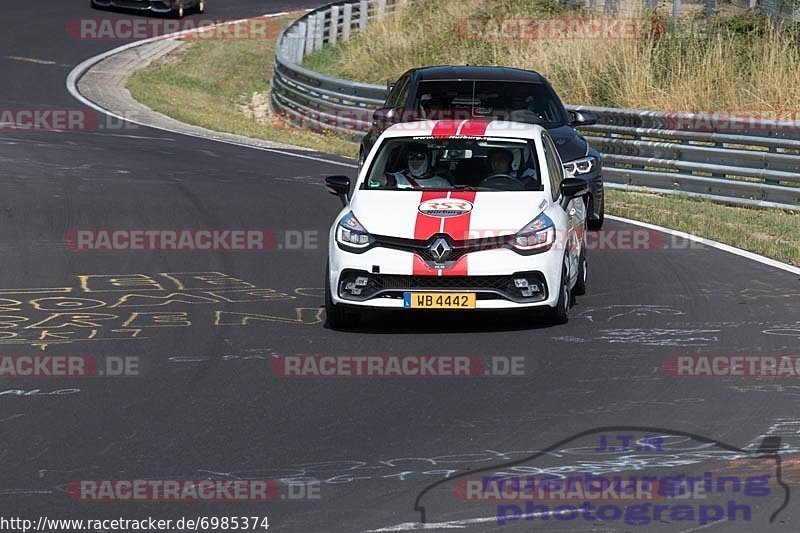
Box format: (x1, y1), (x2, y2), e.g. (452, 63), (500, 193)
(458, 120), (490, 136)
(413, 191), (445, 276)
(414, 191), (444, 241)
(439, 191), (476, 276)
(431, 120), (464, 138)
(443, 191), (477, 241)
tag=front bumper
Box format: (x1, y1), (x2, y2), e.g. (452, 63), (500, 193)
(328, 245), (564, 310)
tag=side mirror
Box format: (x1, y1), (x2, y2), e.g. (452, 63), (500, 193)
(569, 110), (598, 127)
(372, 107), (397, 127)
(386, 81), (396, 93)
(325, 175), (351, 206)
(560, 176), (589, 199)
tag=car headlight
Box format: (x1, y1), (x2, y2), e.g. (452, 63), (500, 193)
(513, 213), (556, 254)
(563, 156), (598, 175)
(336, 211), (374, 251)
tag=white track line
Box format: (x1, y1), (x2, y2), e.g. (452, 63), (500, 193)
(65, 10), (357, 169)
(606, 215), (800, 276)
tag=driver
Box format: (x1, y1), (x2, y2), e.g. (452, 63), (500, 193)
(392, 143), (452, 189)
(487, 148), (537, 188)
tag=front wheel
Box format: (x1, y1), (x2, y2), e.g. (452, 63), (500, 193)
(545, 260), (571, 325)
(572, 250), (587, 296)
(324, 266), (360, 329)
(587, 194), (604, 231)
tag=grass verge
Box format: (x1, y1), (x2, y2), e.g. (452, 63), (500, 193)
(607, 189), (799, 265)
(126, 15), (357, 158)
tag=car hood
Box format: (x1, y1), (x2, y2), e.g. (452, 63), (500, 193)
(349, 191), (549, 241)
(548, 125), (589, 162)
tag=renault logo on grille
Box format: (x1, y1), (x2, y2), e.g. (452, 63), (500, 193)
(430, 237), (451, 262)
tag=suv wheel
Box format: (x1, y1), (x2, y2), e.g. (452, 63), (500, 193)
(587, 195), (604, 231)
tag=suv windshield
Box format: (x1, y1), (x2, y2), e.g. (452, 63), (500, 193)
(412, 80), (568, 128)
(363, 136), (543, 192)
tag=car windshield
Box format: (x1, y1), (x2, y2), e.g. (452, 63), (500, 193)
(362, 136), (543, 192)
(412, 80), (568, 128)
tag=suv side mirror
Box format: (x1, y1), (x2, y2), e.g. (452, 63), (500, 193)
(569, 110), (598, 127)
(325, 175), (351, 206)
(560, 176), (589, 199)
(372, 107), (397, 128)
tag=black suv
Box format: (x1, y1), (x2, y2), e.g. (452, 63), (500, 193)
(359, 66), (604, 230)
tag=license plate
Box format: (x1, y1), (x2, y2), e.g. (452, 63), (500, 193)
(403, 292), (476, 309)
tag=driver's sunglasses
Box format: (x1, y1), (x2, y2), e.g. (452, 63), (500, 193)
(407, 153), (426, 161)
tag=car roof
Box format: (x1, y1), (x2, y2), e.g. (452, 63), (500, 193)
(412, 65), (547, 83)
(382, 119), (545, 139)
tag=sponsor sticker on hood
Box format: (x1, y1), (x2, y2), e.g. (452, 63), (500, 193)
(418, 198), (474, 218)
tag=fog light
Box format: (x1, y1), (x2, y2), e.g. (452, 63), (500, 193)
(514, 278), (529, 288)
(345, 282), (355, 291)
(521, 288), (533, 297)
(355, 276), (369, 287)
(351, 288), (362, 296)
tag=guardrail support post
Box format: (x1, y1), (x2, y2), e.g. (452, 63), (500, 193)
(314, 11), (325, 50)
(329, 5), (340, 46)
(376, 0), (386, 18)
(672, 0), (681, 19)
(359, 0), (369, 32)
(305, 16), (316, 54)
(342, 3), (353, 40)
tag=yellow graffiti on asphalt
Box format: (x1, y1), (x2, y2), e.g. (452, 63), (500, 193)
(0, 272), (323, 349)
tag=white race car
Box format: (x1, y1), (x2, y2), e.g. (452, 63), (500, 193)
(324, 119), (588, 328)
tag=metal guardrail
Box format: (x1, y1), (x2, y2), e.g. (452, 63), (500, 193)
(270, 1), (800, 210)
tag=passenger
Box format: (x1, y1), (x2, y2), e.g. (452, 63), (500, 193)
(392, 144), (452, 189)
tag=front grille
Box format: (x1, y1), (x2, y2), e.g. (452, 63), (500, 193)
(338, 270), (547, 304)
(376, 275), (511, 291)
(374, 234), (511, 265)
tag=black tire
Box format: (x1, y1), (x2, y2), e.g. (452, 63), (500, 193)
(324, 265), (359, 329)
(572, 250), (587, 296)
(545, 259), (571, 325)
(587, 194), (604, 231)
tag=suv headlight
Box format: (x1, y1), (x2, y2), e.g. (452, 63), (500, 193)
(513, 213), (556, 254)
(336, 211), (374, 251)
(563, 156), (598, 175)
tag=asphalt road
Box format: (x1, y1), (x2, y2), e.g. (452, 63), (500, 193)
(1, 1), (799, 532)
